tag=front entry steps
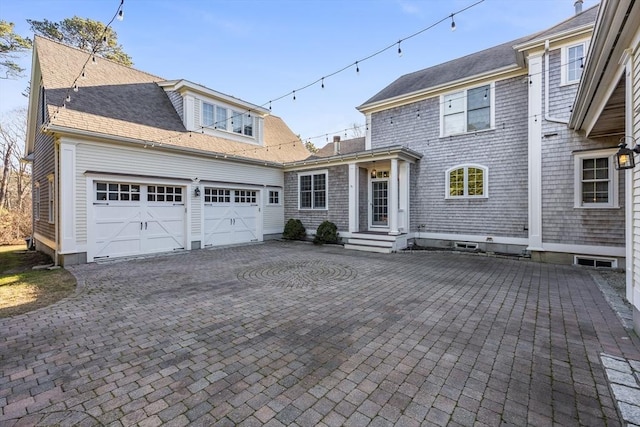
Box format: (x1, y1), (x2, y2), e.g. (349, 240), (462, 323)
(344, 232), (408, 254)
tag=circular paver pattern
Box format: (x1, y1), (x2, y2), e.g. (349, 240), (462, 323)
(238, 259), (357, 289)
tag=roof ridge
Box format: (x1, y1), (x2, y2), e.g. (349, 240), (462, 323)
(520, 3), (599, 44)
(34, 35), (166, 81)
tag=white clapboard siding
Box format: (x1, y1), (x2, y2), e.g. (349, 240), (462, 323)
(73, 139), (284, 245)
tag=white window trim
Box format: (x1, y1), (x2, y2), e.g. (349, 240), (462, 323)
(298, 170), (328, 210)
(267, 189), (281, 206)
(201, 100), (255, 139)
(440, 82), (495, 137)
(47, 174), (54, 224)
(573, 149), (618, 209)
(445, 164), (489, 199)
(561, 41), (588, 86)
(34, 182), (40, 221)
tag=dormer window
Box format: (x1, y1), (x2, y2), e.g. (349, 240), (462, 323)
(202, 102), (254, 137)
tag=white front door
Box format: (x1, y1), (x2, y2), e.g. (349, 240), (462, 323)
(203, 188), (259, 247)
(90, 181), (186, 261)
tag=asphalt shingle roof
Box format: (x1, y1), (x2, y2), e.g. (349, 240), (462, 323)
(36, 36), (310, 164)
(360, 5), (599, 108)
(313, 137), (366, 158)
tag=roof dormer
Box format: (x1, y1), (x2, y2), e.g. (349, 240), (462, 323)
(158, 79), (270, 146)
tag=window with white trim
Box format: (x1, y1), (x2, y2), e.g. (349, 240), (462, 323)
(299, 171), (327, 210)
(205, 188), (231, 203)
(268, 190), (280, 205)
(34, 182), (40, 220)
(574, 150), (618, 208)
(47, 175), (54, 223)
(147, 186), (183, 203)
(96, 182), (141, 201)
(445, 165), (488, 198)
(563, 43), (585, 85)
(235, 190), (257, 204)
(202, 101), (253, 137)
(441, 84), (493, 136)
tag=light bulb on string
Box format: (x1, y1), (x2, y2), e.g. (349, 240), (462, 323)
(92, 55), (97, 64)
(269, 101), (272, 111)
(65, 94), (71, 103)
(321, 77), (325, 89)
(450, 14), (456, 31)
(356, 61), (360, 74)
(117, 10), (124, 21)
(397, 41), (402, 57)
(73, 84), (78, 92)
(102, 36), (108, 46)
(81, 71), (86, 79)
(293, 90), (296, 101)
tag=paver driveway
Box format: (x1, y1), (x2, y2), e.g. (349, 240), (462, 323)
(2, 241), (640, 426)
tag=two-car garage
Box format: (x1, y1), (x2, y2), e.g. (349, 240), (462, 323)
(87, 180), (261, 261)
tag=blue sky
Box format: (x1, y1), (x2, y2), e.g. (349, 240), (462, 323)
(1, 0), (599, 147)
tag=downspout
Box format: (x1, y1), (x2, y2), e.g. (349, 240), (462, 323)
(544, 40), (569, 124)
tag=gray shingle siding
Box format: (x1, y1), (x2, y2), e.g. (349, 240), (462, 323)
(284, 165), (349, 233)
(371, 76), (529, 237)
(165, 90), (184, 122)
(34, 86), (56, 242)
(541, 47), (624, 246)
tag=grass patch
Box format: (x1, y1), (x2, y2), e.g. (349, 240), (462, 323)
(0, 245), (77, 318)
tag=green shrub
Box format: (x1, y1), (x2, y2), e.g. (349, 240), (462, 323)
(283, 219), (306, 241)
(313, 221), (339, 245)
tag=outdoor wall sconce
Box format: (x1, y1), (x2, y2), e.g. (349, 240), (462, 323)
(194, 186), (201, 197)
(371, 161), (377, 178)
(615, 136), (640, 170)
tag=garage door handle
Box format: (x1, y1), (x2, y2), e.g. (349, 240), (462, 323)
(145, 222), (148, 230)
(140, 222), (143, 230)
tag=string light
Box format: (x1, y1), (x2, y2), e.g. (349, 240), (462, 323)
(73, 84), (78, 92)
(450, 14), (456, 31)
(397, 41), (402, 57)
(117, 10), (124, 21)
(321, 77), (325, 89)
(356, 61), (360, 74)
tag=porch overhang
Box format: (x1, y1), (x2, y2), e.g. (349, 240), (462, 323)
(569, 0), (639, 137)
(282, 145), (422, 172)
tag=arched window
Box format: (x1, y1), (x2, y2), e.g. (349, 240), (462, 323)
(445, 164), (488, 199)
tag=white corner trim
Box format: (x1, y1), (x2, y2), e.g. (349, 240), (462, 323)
(528, 54), (543, 251)
(59, 142), (77, 254)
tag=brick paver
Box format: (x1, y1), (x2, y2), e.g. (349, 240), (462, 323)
(2, 241), (640, 425)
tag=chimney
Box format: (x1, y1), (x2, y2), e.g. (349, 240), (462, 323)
(333, 135), (341, 155)
(574, 0), (583, 14)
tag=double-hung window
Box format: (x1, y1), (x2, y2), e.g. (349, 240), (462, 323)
(299, 171), (327, 210)
(441, 83), (493, 136)
(445, 165), (488, 199)
(202, 101), (253, 137)
(574, 150), (618, 208)
(562, 42), (587, 85)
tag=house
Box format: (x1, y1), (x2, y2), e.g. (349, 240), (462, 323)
(25, 36), (310, 265)
(568, 0), (640, 331)
(285, 3), (627, 265)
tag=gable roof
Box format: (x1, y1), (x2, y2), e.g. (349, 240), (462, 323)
(33, 36), (310, 164)
(359, 5), (599, 110)
(313, 137), (366, 158)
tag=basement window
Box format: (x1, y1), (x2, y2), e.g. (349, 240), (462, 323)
(454, 241), (478, 250)
(574, 256), (617, 268)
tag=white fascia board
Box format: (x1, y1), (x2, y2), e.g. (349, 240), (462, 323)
(514, 25), (594, 52)
(283, 147), (422, 172)
(47, 125), (284, 169)
(25, 47), (42, 155)
(158, 79), (269, 116)
(357, 65), (523, 114)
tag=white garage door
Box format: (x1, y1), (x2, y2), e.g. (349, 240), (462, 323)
(203, 188), (259, 247)
(90, 181), (186, 260)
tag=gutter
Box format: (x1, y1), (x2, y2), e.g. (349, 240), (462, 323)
(283, 145), (423, 170)
(44, 124), (286, 169)
(544, 40), (569, 124)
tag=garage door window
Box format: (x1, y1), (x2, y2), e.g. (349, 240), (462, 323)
(148, 186), (183, 203)
(205, 188), (231, 203)
(235, 190), (257, 204)
(96, 182), (141, 201)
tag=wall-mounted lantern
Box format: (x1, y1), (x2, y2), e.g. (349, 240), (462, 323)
(615, 137), (640, 170)
(194, 186), (201, 197)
